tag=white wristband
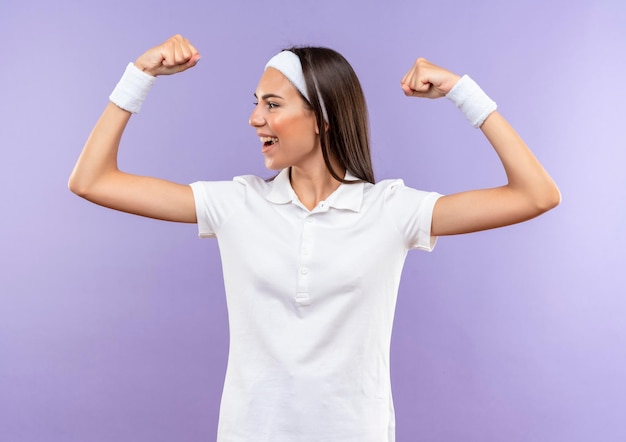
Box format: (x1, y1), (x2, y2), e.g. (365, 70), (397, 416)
(109, 63), (157, 114)
(445, 74), (497, 128)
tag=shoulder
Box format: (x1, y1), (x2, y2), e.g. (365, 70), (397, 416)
(367, 179), (443, 251)
(364, 178), (443, 211)
(190, 174), (269, 196)
(366, 178), (435, 198)
(234, 174), (274, 193)
(190, 175), (272, 238)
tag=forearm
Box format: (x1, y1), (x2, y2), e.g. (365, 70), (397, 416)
(68, 102), (131, 197)
(480, 111), (561, 212)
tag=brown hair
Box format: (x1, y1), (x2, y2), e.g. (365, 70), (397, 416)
(287, 46), (375, 184)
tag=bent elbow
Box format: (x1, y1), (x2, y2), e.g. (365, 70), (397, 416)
(535, 183), (562, 215)
(68, 174), (85, 197)
(68, 173), (95, 199)
(68, 175), (79, 195)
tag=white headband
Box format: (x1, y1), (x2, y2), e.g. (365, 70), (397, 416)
(265, 51), (328, 122)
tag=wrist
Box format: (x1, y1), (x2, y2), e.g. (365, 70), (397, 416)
(445, 75), (497, 128)
(133, 59), (158, 77)
(109, 62), (157, 114)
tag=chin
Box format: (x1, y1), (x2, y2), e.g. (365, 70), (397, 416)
(264, 158), (285, 171)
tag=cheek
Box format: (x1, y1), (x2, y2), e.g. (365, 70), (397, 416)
(267, 107), (318, 151)
(269, 114), (290, 136)
(288, 113), (318, 139)
(273, 116), (308, 142)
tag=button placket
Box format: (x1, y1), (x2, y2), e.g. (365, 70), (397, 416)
(296, 215), (315, 306)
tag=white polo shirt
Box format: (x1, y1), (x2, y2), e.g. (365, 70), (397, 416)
(190, 169), (442, 442)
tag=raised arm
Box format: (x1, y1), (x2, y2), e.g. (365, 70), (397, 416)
(68, 35), (201, 223)
(400, 58), (561, 236)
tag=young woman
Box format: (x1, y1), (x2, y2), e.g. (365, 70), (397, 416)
(69, 34), (560, 441)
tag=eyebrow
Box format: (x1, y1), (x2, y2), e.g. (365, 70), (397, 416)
(253, 93), (284, 100)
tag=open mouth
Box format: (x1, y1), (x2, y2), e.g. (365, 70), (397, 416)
(260, 136), (279, 147)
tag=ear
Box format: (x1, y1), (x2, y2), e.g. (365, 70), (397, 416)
(314, 119), (329, 135)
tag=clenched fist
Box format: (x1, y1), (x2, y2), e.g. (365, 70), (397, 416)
(400, 58), (461, 99)
(134, 34), (200, 77)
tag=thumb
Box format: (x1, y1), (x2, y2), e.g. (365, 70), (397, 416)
(165, 53), (201, 74)
(400, 80), (433, 98)
(400, 83), (415, 96)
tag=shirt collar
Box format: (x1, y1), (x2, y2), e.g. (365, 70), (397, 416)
(266, 168), (364, 212)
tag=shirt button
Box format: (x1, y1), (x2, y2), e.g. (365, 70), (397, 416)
(295, 292), (311, 306)
(306, 218), (314, 224)
(300, 267), (309, 275)
(302, 248), (310, 255)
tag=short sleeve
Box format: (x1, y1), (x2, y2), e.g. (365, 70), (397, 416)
(383, 180), (443, 251)
(189, 179), (247, 238)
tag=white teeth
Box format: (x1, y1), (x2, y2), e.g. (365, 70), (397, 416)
(260, 136), (279, 145)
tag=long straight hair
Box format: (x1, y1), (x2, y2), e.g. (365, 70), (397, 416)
(287, 46), (375, 184)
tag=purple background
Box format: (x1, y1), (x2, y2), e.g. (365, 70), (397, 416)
(1, 0), (625, 440)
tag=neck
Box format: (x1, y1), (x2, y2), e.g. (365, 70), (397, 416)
(289, 164), (345, 211)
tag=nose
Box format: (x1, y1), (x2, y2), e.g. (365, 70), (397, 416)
(249, 105), (265, 127)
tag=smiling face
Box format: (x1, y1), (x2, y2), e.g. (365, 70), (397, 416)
(250, 67), (321, 171)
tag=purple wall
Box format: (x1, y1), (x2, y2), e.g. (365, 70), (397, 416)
(1, 0), (625, 440)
